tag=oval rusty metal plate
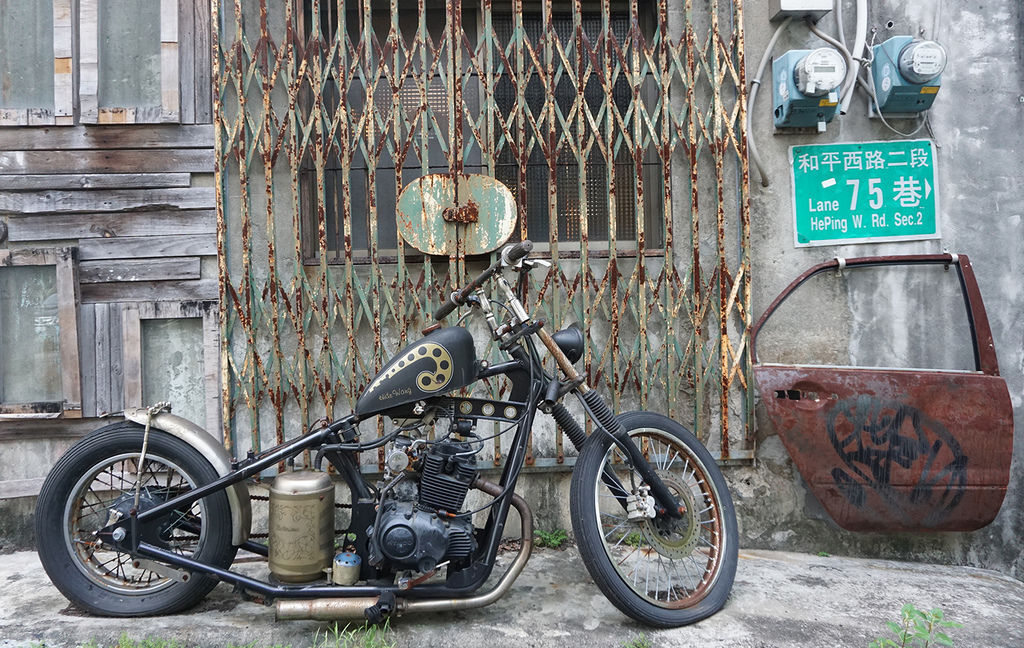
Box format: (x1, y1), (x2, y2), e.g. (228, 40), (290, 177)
(396, 174), (516, 255)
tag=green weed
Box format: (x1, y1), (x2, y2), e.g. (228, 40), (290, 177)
(869, 604), (962, 647)
(314, 619), (396, 648)
(621, 634), (653, 648)
(623, 531), (644, 547)
(534, 528), (569, 549)
(116, 635), (185, 648)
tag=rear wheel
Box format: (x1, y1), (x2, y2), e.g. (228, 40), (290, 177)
(35, 422), (237, 616)
(569, 411), (738, 627)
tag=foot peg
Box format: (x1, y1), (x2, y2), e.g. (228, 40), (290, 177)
(364, 591), (397, 624)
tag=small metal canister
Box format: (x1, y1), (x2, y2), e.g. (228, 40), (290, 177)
(332, 551), (361, 585)
(268, 471), (334, 583)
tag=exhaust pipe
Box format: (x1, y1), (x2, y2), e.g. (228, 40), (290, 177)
(276, 477), (534, 621)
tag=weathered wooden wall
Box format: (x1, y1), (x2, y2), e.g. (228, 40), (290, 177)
(0, 0), (216, 508)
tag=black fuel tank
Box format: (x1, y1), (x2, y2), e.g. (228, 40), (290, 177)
(354, 327), (477, 418)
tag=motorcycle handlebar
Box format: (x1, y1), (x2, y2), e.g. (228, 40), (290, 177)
(433, 240), (533, 321)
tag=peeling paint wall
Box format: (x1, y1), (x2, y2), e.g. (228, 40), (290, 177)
(735, 0), (1023, 578)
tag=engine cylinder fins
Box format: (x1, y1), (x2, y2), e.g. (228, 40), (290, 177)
(417, 443), (477, 513)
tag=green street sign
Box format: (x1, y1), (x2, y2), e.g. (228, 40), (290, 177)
(789, 139), (940, 247)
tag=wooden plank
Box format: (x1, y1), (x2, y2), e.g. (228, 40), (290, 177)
(0, 187), (215, 214)
(0, 417), (100, 441)
(80, 303), (97, 418)
(202, 305), (222, 437)
(0, 478), (47, 500)
(0, 248), (59, 265)
(80, 257), (201, 283)
(0, 173), (191, 190)
(0, 405), (61, 418)
(0, 109), (29, 126)
(94, 303), (111, 415)
(109, 303), (124, 413)
(178, 0), (196, 124)
(122, 305), (142, 409)
(160, 0), (180, 122)
(52, 0), (74, 119)
(7, 209), (216, 241)
(56, 248), (82, 416)
(0, 149), (214, 174)
(0, 125), (214, 150)
(145, 300), (212, 320)
(79, 0), (99, 123)
(79, 234), (216, 260)
(82, 279), (219, 303)
(193, 0), (213, 124)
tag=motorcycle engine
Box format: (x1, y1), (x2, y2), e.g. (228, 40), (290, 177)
(367, 441), (478, 572)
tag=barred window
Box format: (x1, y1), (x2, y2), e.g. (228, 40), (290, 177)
(301, 1), (662, 263)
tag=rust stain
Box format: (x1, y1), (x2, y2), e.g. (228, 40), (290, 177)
(213, 0), (752, 463)
(751, 254), (1012, 531)
(442, 202), (479, 223)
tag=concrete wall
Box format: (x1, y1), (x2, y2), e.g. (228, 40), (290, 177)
(730, 0), (1023, 578)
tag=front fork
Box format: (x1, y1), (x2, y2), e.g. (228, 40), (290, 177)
(490, 272), (683, 520)
(534, 328), (684, 521)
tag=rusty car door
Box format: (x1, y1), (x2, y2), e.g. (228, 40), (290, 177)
(750, 254), (1013, 532)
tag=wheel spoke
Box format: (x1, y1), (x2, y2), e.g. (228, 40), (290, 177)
(62, 451), (209, 595)
(583, 423), (733, 614)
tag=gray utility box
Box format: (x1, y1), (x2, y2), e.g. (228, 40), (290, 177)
(769, 0), (832, 22)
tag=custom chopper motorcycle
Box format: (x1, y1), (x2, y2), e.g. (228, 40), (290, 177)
(35, 240), (738, 628)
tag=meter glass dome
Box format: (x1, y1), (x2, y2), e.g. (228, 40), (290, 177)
(898, 40), (947, 84)
(795, 48), (847, 97)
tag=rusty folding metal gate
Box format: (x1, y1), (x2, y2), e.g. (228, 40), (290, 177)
(213, 0), (753, 465)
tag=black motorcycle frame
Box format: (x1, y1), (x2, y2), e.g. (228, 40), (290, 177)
(94, 242), (685, 604)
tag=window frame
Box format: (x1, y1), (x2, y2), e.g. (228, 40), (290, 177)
(0, 0), (181, 127)
(0, 247), (82, 418)
(120, 300), (221, 437)
(0, 0), (75, 126)
(80, 0), (180, 124)
(298, 0), (665, 264)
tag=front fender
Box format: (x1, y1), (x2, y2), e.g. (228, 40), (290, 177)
(124, 408), (251, 546)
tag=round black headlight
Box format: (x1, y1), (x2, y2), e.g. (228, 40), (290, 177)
(551, 324), (585, 364)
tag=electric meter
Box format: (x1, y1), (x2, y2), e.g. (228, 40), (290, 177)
(772, 48), (847, 130)
(871, 36), (945, 115)
(795, 48), (847, 97)
(898, 40), (947, 84)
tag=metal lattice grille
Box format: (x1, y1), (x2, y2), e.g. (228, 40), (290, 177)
(214, 0), (753, 463)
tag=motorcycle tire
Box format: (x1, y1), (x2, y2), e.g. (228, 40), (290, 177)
(35, 422), (237, 616)
(569, 411), (738, 628)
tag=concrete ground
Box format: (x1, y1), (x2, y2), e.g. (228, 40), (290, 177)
(1, 547), (1022, 648)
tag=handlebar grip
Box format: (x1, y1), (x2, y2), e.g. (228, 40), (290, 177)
(502, 239), (533, 265)
(434, 240), (533, 322)
(433, 297), (459, 321)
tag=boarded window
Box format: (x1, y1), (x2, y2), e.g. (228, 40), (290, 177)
(0, 266), (62, 404)
(141, 318), (205, 426)
(0, 1), (72, 126)
(80, 0), (179, 123)
(98, 0), (162, 110)
(0, 248), (82, 417)
(0, 3), (55, 112)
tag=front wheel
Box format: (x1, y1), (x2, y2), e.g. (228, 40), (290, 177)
(35, 422), (237, 616)
(569, 411), (738, 627)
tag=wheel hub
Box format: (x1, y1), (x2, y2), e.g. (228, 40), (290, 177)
(640, 476), (699, 559)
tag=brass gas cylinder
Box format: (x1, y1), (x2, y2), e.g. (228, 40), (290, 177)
(268, 470), (335, 583)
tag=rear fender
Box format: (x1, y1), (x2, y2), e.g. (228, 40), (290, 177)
(123, 408), (251, 546)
